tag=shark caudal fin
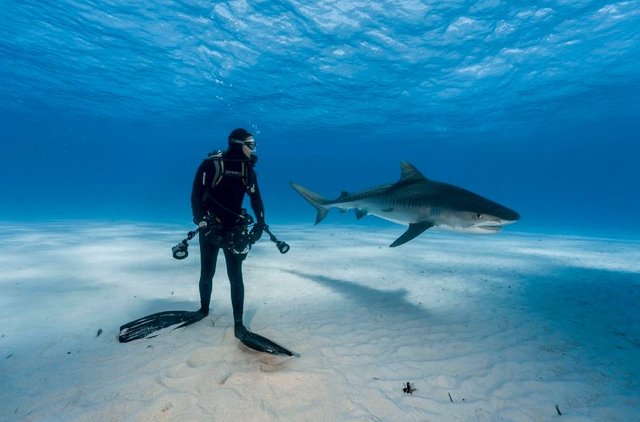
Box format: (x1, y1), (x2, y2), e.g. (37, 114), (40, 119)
(290, 182), (331, 224)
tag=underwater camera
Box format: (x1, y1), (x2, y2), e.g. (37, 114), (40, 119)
(172, 240), (190, 260)
(172, 228), (199, 260)
(171, 222), (290, 260)
(264, 226), (290, 254)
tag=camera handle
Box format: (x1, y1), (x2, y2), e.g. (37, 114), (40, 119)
(263, 225), (290, 254)
(171, 227), (201, 260)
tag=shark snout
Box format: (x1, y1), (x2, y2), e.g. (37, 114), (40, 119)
(504, 209), (520, 222)
(492, 206), (520, 223)
(474, 209), (519, 229)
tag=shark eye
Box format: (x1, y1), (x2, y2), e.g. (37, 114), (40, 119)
(476, 213), (483, 219)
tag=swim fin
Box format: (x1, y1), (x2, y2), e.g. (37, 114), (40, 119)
(119, 310), (207, 343)
(235, 325), (296, 356)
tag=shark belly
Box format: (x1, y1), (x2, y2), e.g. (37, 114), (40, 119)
(340, 198), (439, 226)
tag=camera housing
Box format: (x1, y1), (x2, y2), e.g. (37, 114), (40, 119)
(172, 240), (189, 260)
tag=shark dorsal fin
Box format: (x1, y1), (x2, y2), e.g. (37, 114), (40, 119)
(400, 161), (427, 182)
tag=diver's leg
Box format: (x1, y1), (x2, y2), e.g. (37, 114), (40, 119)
(222, 248), (246, 335)
(198, 231), (219, 315)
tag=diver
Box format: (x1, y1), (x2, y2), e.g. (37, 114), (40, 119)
(191, 128), (266, 340)
(120, 132), (292, 354)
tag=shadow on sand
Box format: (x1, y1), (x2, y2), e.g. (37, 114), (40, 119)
(283, 269), (431, 321)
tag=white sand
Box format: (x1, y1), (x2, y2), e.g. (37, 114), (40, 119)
(1, 222), (638, 421)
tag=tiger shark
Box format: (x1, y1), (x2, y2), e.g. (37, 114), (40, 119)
(290, 161), (520, 247)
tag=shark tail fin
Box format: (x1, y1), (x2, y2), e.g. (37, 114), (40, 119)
(290, 182), (330, 225)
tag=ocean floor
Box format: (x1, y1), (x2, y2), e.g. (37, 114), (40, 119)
(1, 222), (639, 421)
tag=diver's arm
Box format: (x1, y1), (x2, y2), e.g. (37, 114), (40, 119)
(191, 161), (208, 224)
(248, 167), (265, 225)
(250, 185), (265, 225)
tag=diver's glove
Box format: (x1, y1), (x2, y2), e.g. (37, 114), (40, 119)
(249, 222), (266, 243)
(194, 214), (213, 228)
(193, 218), (208, 236)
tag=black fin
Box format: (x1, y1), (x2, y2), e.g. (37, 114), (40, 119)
(119, 310), (207, 343)
(236, 327), (295, 356)
(389, 222), (434, 247)
(355, 208), (368, 220)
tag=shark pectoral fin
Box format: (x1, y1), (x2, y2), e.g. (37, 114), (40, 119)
(389, 222), (434, 247)
(355, 208), (368, 220)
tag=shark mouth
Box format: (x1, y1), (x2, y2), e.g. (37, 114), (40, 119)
(466, 221), (510, 234)
(475, 225), (503, 233)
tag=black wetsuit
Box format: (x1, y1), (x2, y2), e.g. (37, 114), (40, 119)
(191, 145), (265, 329)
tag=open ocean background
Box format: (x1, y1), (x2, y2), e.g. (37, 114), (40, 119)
(1, 0), (639, 238)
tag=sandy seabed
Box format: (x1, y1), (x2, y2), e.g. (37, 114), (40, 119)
(1, 222), (638, 421)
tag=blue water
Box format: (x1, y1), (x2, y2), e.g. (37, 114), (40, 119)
(1, 1), (639, 237)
